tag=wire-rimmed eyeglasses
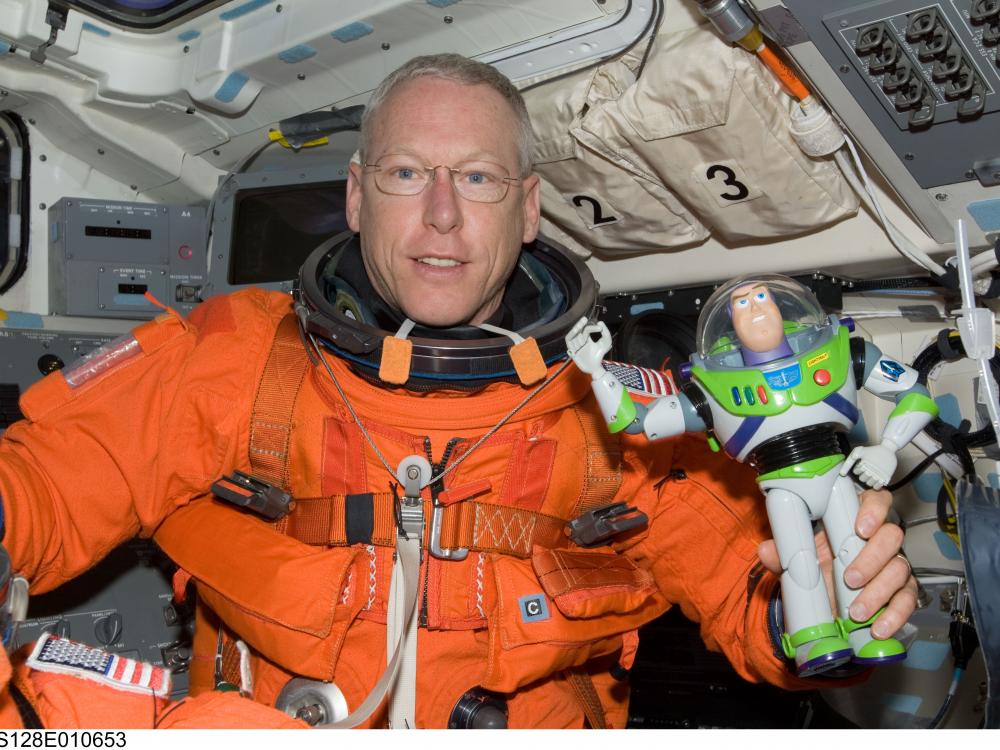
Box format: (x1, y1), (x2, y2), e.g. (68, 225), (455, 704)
(363, 154), (521, 203)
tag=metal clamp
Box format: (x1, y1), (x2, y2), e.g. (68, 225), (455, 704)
(429, 503), (469, 561)
(395, 456), (430, 541)
(211, 471), (294, 520)
(565, 502), (648, 547)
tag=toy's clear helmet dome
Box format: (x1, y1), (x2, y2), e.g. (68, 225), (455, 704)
(696, 274), (828, 366)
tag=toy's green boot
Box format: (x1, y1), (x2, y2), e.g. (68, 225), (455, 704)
(841, 609), (907, 666)
(781, 622), (853, 677)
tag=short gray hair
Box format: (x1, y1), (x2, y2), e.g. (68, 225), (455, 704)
(358, 53), (533, 177)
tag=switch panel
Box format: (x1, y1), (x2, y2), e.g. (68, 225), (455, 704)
(782, 0), (1000, 188)
(832, 3), (999, 132)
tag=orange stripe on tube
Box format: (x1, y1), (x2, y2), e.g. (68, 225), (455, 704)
(756, 43), (810, 101)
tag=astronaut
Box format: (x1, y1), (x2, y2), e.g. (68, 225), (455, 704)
(566, 273), (937, 676)
(0, 57), (916, 727)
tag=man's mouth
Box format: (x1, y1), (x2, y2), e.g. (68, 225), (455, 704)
(417, 257), (462, 268)
(752, 314), (767, 323)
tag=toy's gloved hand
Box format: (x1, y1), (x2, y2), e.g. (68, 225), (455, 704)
(840, 442), (898, 490)
(565, 317), (612, 379)
(759, 489), (917, 644)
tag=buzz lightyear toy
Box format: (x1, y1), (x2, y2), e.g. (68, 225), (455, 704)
(566, 273), (938, 676)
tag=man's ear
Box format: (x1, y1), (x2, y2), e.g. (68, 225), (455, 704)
(346, 161), (364, 233)
(520, 173), (541, 243)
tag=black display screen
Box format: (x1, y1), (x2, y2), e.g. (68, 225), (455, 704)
(85, 226), (153, 240)
(228, 180), (349, 286)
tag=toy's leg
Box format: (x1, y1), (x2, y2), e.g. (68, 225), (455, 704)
(826, 474), (907, 665)
(765, 487), (853, 677)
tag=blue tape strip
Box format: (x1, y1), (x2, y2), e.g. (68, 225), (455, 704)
(883, 693), (922, 714)
(278, 44), (317, 63)
(81, 22), (111, 37)
(214, 72), (250, 104)
(934, 394), (961, 428)
(220, 0), (272, 22)
(913, 472), (943, 503)
(1, 312), (44, 329)
(629, 302), (664, 315)
(903, 640), (950, 671)
(427, 0), (462, 7)
(177, 30), (201, 42)
(967, 199), (1000, 233)
(332, 21), (374, 42)
(0, 40), (12, 54)
(932, 530), (962, 560)
(989, 472), (1000, 490)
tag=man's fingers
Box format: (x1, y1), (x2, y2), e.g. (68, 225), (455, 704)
(855, 488), (892, 539)
(757, 540), (781, 575)
(870, 571), (918, 639)
(843, 520), (904, 589)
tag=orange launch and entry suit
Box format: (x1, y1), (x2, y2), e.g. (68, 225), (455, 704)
(0, 288), (818, 728)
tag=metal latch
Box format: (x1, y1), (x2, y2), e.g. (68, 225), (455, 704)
(395, 455), (430, 541)
(211, 471), (295, 521)
(565, 502), (648, 547)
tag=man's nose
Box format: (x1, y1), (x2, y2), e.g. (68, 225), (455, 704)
(423, 167), (463, 233)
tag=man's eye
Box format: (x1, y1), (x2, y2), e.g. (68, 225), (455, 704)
(736, 299), (749, 308)
(395, 167), (416, 180)
(464, 171), (493, 185)
(755, 292), (767, 301)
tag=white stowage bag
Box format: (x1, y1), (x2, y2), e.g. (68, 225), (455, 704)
(524, 25), (859, 259)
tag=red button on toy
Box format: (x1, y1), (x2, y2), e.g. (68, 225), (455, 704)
(813, 369), (830, 385)
(178, 244), (194, 260)
(757, 385), (768, 404)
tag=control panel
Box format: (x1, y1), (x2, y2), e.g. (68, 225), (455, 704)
(48, 198), (208, 319)
(12, 541), (192, 698)
(0, 319), (130, 430)
(780, 0), (1000, 192)
(839, 3), (999, 131)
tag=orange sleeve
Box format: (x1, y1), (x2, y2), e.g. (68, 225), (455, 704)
(0, 289), (293, 593)
(622, 434), (818, 691)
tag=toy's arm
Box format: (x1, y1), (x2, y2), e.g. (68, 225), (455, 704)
(566, 317), (638, 432)
(565, 317), (702, 439)
(840, 340), (939, 490)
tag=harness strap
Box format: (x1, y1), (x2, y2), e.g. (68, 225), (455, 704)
(564, 670), (607, 729)
(249, 314), (310, 489)
(9, 682), (43, 729)
(281, 493), (570, 557)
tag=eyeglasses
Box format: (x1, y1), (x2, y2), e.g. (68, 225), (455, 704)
(363, 154), (521, 203)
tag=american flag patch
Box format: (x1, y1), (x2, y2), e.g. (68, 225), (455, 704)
(26, 633), (171, 698)
(602, 360), (676, 397)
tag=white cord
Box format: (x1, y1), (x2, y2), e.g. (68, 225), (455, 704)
(837, 139), (948, 276)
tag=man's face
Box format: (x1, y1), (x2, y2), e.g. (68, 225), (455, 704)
(346, 76), (540, 327)
(730, 284), (784, 353)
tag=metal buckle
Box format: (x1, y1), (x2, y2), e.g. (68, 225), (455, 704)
(565, 502), (648, 547)
(395, 456), (429, 541)
(211, 471), (294, 520)
(429, 503), (468, 561)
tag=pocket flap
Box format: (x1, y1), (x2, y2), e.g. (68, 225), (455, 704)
(532, 546), (657, 619)
(612, 26), (735, 141)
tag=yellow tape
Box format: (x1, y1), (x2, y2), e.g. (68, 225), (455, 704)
(267, 129), (330, 149)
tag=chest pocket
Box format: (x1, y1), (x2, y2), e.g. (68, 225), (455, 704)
(483, 547), (667, 693)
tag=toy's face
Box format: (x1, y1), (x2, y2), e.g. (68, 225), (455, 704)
(730, 284), (785, 353)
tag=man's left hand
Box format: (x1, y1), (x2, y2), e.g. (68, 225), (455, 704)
(757, 488), (918, 640)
